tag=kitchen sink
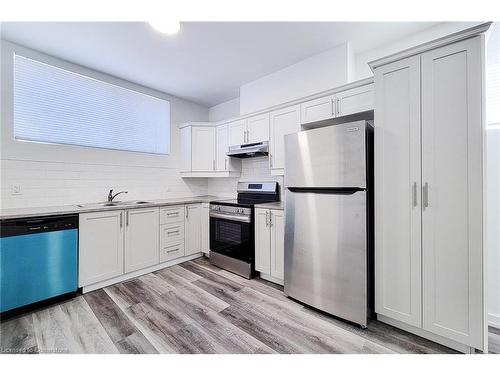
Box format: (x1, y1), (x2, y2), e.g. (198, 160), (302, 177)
(76, 200), (152, 209)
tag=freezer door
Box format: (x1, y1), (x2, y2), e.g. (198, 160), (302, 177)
(284, 121), (367, 188)
(284, 190), (368, 326)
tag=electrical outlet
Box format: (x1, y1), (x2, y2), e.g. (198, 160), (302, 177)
(11, 184), (22, 195)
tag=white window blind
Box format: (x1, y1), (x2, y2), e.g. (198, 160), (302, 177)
(14, 54), (171, 154)
(487, 22), (500, 129)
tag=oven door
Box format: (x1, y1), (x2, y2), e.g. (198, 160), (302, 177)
(210, 215), (254, 263)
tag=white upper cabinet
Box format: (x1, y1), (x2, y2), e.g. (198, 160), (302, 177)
(228, 119), (247, 146)
(124, 208), (160, 273)
(420, 37), (483, 348)
(300, 95), (335, 124)
(215, 124), (241, 172)
(79, 210), (124, 287)
(192, 126), (216, 172)
(374, 55), (422, 328)
(269, 104), (301, 175)
(228, 114), (270, 146)
(336, 83), (374, 117)
(185, 203), (201, 256)
(246, 113), (270, 143)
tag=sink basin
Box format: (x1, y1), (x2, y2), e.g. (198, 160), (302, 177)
(76, 200), (152, 209)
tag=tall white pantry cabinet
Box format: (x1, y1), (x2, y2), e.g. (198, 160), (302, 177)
(372, 32), (487, 352)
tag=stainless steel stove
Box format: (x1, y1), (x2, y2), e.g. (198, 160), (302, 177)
(209, 182), (279, 278)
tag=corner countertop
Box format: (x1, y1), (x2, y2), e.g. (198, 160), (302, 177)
(0, 195), (232, 221)
(254, 201), (284, 210)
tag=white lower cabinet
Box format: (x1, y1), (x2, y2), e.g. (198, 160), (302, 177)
(374, 36), (485, 351)
(79, 210), (124, 287)
(185, 203), (202, 256)
(254, 208), (284, 284)
(201, 203), (210, 254)
(124, 208), (160, 273)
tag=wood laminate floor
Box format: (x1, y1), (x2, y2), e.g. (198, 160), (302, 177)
(0, 257), (496, 354)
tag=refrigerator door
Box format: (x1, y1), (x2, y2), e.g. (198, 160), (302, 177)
(284, 189), (368, 326)
(284, 121), (367, 188)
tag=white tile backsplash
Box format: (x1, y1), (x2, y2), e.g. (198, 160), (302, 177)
(207, 156), (284, 200)
(0, 159), (208, 209)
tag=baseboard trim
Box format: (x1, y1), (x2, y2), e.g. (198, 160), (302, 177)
(259, 273), (284, 286)
(377, 314), (475, 353)
(488, 313), (500, 329)
(82, 253), (203, 293)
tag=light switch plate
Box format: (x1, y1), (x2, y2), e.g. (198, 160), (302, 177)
(11, 184), (22, 195)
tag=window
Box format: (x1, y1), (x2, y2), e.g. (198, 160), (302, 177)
(487, 22), (500, 129)
(13, 54), (171, 154)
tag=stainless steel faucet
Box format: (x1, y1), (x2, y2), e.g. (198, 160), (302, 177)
(108, 189), (128, 202)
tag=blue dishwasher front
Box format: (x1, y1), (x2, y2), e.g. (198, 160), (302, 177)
(0, 214), (78, 314)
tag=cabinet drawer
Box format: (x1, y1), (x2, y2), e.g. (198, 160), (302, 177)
(160, 242), (185, 263)
(160, 206), (185, 224)
(160, 223), (185, 246)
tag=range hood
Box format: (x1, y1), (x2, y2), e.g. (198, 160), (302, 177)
(226, 141), (269, 158)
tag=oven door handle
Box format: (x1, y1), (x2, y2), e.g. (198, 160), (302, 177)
(209, 212), (251, 223)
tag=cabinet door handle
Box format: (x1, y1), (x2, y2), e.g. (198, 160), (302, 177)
(336, 98), (340, 116)
(265, 211), (269, 227)
(269, 211), (273, 227)
(423, 182), (429, 209)
(126, 211), (129, 226)
(120, 212), (123, 228)
(186, 207), (189, 219)
(412, 182), (418, 208)
(332, 98), (336, 117)
(224, 158), (227, 170)
(213, 159), (215, 171)
(270, 154), (273, 168)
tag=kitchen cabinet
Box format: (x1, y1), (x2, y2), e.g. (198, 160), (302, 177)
(79, 210), (124, 287)
(374, 55), (422, 328)
(228, 119), (247, 146)
(180, 122), (240, 177)
(374, 36), (484, 351)
(216, 124), (241, 172)
(246, 113), (270, 143)
(185, 203), (202, 256)
(269, 104), (301, 175)
(192, 126), (216, 172)
(300, 94), (335, 124)
(228, 114), (270, 146)
(300, 84), (374, 124)
(336, 83), (374, 117)
(124, 208), (159, 273)
(201, 203), (210, 254)
(254, 208), (284, 284)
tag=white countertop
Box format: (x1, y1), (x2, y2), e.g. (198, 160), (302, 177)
(254, 201), (284, 210)
(0, 195), (232, 220)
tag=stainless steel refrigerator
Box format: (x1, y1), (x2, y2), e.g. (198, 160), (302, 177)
(284, 120), (373, 327)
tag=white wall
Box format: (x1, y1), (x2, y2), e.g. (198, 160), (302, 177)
(207, 156), (284, 200)
(239, 43), (353, 115)
(208, 97), (240, 122)
(354, 22), (482, 80)
(0, 40), (209, 209)
(487, 129), (500, 329)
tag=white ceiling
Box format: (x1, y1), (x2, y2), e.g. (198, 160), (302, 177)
(1, 22), (438, 107)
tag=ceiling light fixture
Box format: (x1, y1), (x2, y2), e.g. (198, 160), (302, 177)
(148, 20), (181, 35)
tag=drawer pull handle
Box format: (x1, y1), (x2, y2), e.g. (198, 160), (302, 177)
(166, 212), (179, 216)
(167, 230), (180, 235)
(166, 248), (179, 254)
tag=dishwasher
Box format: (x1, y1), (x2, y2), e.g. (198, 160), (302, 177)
(0, 214), (78, 316)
